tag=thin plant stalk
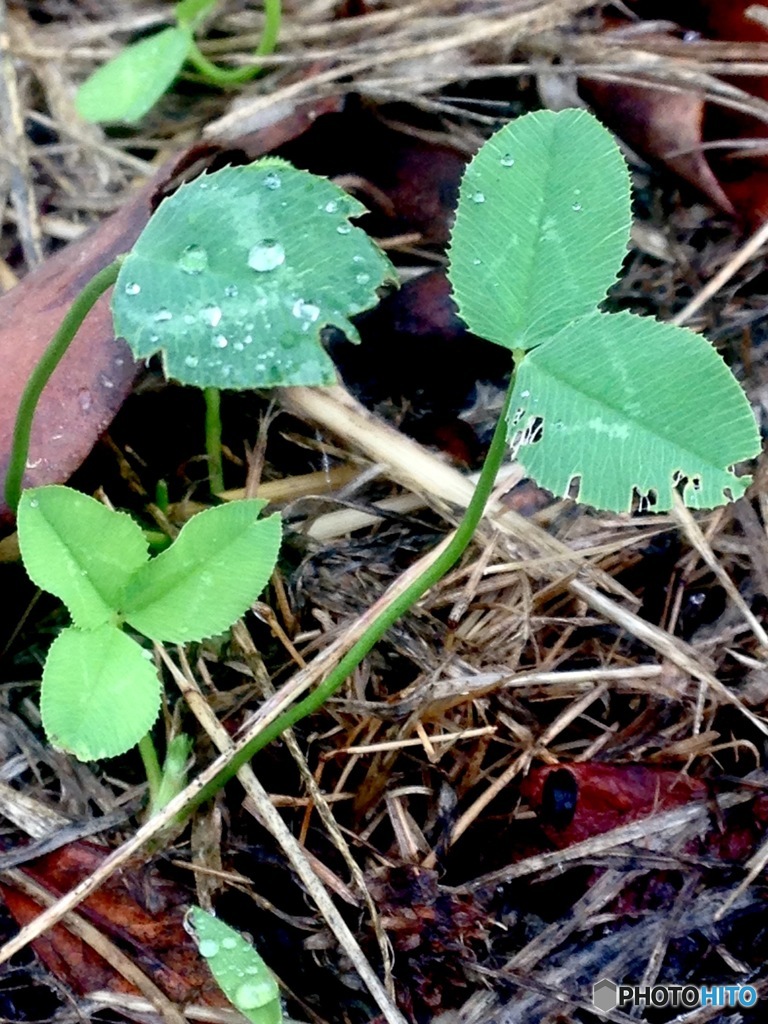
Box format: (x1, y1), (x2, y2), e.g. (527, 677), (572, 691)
(188, 367), (515, 810)
(5, 258), (123, 513)
(186, 0), (281, 85)
(138, 732), (163, 810)
(204, 387), (224, 494)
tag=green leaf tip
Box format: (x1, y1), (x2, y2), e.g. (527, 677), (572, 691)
(448, 107), (631, 352)
(508, 311), (760, 512)
(112, 161), (398, 390)
(76, 26), (192, 124)
(186, 906), (282, 1024)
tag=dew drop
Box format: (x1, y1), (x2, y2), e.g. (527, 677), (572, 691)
(248, 240), (285, 272)
(472, 257), (482, 266)
(324, 200), (339, 214)
(352, 254), (363, 264)
(184, 354), (199, 368)
(25, 458), (42, 470)
(100, 373), (114, 389)
(292, 299), (320, 322)
(572, 202), (582, 212)
(263, 171), (281, 190)
(224, 284), (239, 298)
(234, 980), (274, 1011)
(78, 389), (92, 412)
(472, 191), (486, 204)
(198, 939), (219, 958)
(233, 341), (244, 351)
(178, 244), (209, 275)
(213, 335), (229, 349)
(200, 304), (222, 327)
(222, 937), (238, 950)
(154, 308), (172, 322)
(355, 272), (370, 285)
(183, 313), (196, 325)
(29, 498), (39, 509)
(336, 223), (351, 235)
(243, 334), (253, 345)
(124, 282), (141, 295)
(500, 154), (515, 167)
(520, 389), (530, 398)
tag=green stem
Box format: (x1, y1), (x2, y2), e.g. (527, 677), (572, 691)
(204, 387), (224, 494)
(138, 732), (163, 809)
(185, 0), (281, 85)
(5, 259), (124, 513)
(188, 366), (516, 810)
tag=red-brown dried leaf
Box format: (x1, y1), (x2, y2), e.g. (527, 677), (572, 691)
(521, 763), (708, 848)
(582, 78), (735, 215)
(586, 2), (768, 224)
(0, 841), (223, 1004)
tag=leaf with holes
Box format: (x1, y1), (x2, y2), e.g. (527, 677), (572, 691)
(17, 486), (149, 629)
(112, 160), (397, 389)
(187, 907), (281, 1024)
(76, 26), (193, 124)
(448, 107), (630, 351)
(122, 499), (282, 642)
(41, 625), (161, 761)
(508, 311), (760, 511)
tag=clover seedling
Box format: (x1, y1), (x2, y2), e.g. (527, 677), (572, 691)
(449, 108), (759, 511)
(186, 906), (282, 1024)
(77, 0), (282, 124)
(16, 486), (280, 805)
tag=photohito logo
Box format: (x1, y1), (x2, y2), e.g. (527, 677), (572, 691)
(592, 979), (757, 1013)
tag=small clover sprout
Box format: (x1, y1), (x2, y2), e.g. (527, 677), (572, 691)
(17, 486), (281, 762)
(76, 0), (282, 125)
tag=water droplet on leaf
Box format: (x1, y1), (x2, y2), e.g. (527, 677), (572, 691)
(472, 191), (486, 203)
(324, 200), (338, 214)
(248, 240), (285, 272)
(224, 284), (239, 298)
(213, 335), (229, 349)
(154, 308), (172, 322)
(234, 980), (274, 1010)
(200, 304), (222, 327)
(184, 354), (199, 368)
(572, 202), (582, 212)
(178, 244), (209, 275)
(198, 939), (219, 958)
(500, 154), (515, 167)
(355, 272), (370, 285)
(292, 299), (320, 322)
(336, 224), (351, 235)
(124, 282), (141, 295)
(264, 172), (281, 190)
